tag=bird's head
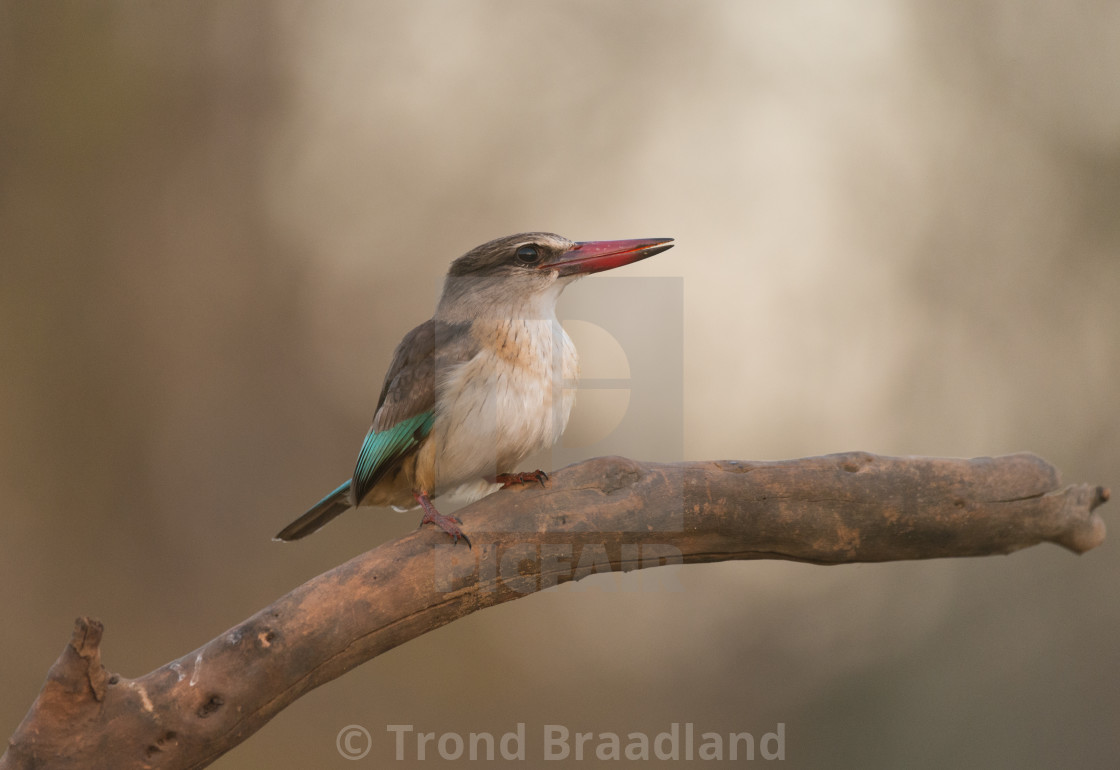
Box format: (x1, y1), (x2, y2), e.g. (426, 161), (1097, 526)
(439, 232), (674, 320)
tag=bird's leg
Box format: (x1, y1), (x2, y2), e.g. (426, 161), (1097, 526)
(493, 470), (549, 488)
(414, 490), (471, 548)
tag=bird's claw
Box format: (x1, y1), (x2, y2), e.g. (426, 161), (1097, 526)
(415, 491), (470, 548)
(494, 470), (549, 489)
(418, 508), (471, 548)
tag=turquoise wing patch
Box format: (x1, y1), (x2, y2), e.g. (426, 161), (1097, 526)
(351, 411), (435, 504)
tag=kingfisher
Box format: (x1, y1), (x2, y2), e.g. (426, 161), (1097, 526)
(274, 232), (674, 547)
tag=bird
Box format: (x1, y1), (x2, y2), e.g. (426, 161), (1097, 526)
(274, 232), (674, 547)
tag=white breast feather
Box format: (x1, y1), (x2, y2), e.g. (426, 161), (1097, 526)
(433, 318), (577, 499)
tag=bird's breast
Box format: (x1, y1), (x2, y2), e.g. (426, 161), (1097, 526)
(429, 318), (578, 489)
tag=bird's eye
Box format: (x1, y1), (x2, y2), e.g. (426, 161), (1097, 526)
(515, 244), (543, 265)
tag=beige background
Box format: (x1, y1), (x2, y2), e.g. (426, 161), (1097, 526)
(2, 2), (1118, 767)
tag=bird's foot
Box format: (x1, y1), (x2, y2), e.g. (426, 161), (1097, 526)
(414, 491), (471, 548)
(494, 470), (549, 489)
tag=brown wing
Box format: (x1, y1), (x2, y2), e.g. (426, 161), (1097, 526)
(371, 319), (475, 430)
(350, 320), (476, 504)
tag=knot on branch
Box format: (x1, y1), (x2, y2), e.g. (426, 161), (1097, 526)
(587, 455), (645, 494)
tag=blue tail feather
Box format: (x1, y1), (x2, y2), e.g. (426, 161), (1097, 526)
(274, 480), (352, 541)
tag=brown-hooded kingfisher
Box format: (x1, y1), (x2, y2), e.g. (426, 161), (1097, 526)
(274, 232), (674, 547)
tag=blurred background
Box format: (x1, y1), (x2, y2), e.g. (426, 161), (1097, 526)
(2, 1), (1118, 767)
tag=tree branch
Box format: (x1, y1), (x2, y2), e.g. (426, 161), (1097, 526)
(2, 453), (1109, 769)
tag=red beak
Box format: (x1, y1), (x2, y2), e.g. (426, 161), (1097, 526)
(542, 237), (674, 277)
